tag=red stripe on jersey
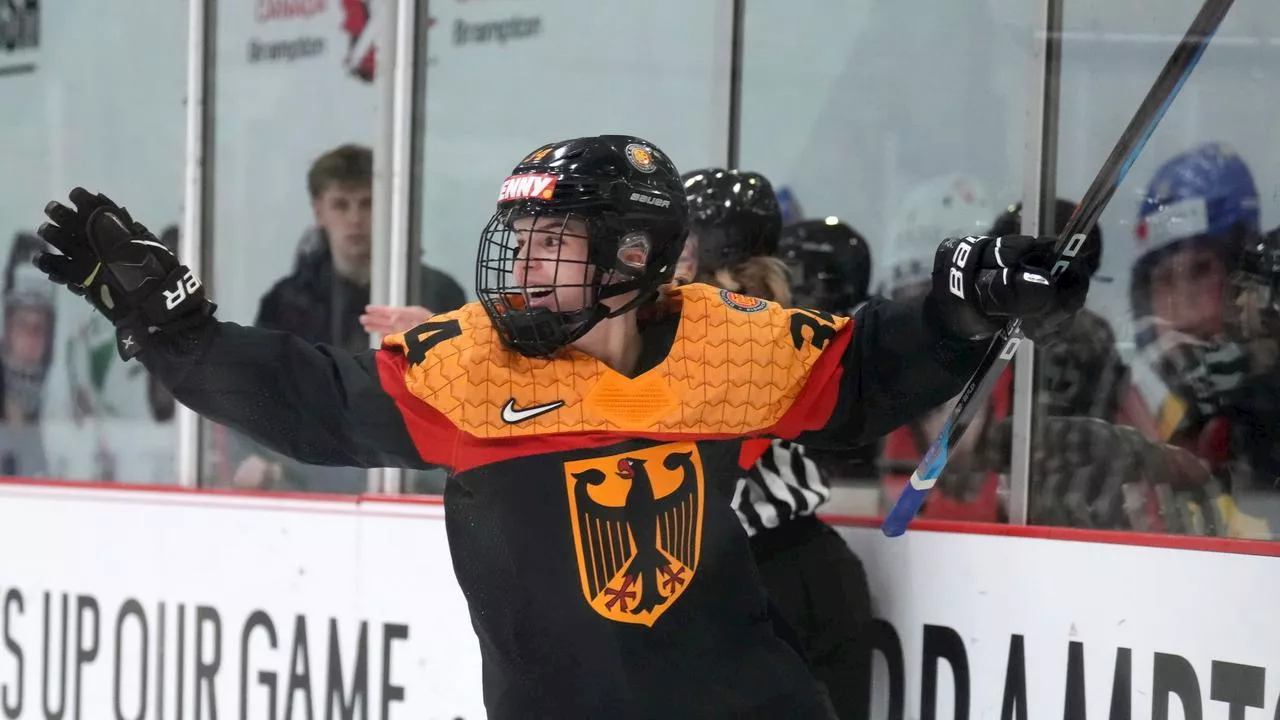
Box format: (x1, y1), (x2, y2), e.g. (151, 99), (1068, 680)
(738, 438), (773, 470)
(375, 350), (463, 467)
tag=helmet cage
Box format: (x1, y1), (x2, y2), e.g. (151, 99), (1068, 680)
(476, 206), (676, 358)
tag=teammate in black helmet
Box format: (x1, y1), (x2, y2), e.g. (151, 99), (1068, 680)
(681, 168), (782, 278)
(778, 218), (873, 316)
(33, 134), (1088, 719)
(673, 178), (878, 717)
(727, 212), (879, 719)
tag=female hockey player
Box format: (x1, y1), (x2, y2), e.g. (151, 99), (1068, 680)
(680, 167), (875, 719)
(32, 134), (1086, 719)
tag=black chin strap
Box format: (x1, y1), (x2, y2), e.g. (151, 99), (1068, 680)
(595, 265), (667, 319)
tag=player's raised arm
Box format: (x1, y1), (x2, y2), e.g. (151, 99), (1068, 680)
(33, 188), (448, 471)
(794, 234), (1090, 448)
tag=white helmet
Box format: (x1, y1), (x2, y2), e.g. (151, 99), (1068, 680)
(880, 174), (994, 299)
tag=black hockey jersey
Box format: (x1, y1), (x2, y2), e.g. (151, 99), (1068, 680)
(140, 283), (986, 719)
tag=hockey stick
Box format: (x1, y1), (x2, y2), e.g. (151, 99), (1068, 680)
(881, 0), (1237, 537)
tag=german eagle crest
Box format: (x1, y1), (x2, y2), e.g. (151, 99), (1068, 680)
(563, 443), (704, 627)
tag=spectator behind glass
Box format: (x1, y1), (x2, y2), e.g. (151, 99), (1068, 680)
(57, 226), (180, 483)
(226, 144), (468, 492)
(263, 143), (468, 350)
(876, 174), (1009, 522)
(0, 232), (53, 476)
(986, 199), (1151, 429)
(1129, 143), (1257, 451)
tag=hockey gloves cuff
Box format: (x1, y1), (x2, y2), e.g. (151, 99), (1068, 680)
(34, 188), (215, 361)
(931, 234), (1088, 341)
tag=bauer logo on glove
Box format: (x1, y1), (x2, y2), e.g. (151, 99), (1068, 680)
(32, 188), (215, 360)
(932, 234), (1088, 341)
(164, 270), (204, 311)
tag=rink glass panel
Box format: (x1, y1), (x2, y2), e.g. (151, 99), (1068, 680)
(7, 0), (1275, 541)
(737, 0), (1039, 520)
(197, 1), (380, 494)
(1031, 0), (1280, 539)
(410, 1), (732, 494)
(0, 0), (188, 484)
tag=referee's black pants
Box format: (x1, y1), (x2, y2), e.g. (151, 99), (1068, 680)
(752, 515), (874, 720)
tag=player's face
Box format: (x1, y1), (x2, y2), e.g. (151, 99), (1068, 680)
(313, 183), (373, 270)
(675, 233), (698, 284)
(510, 215), (594, 312)
(3, 307), (49, 370)
(1148, 246), (1228, 338)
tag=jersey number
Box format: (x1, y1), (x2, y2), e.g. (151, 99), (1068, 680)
(789, 308), (836, 351)
(404, 319), (462, 365)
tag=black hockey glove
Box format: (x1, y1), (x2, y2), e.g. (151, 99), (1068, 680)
(930, 234), (1088, 341)
(33, 188), (215, 361)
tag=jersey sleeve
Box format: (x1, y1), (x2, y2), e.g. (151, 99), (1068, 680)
(139, 320), (457, 471)
(772, 295), (990, 449)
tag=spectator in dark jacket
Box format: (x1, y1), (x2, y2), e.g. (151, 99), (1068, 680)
(229, 144), (467, 492)
(257, 144), (467, 350)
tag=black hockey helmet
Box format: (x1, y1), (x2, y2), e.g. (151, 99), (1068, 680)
(777, 218), (872, 314)
(682, 168), (781, 274)
(988, 198), (1104, 278)
(476, 135), (688, 357)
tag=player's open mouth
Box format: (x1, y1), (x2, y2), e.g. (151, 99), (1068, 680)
(526, 289), (556, 309)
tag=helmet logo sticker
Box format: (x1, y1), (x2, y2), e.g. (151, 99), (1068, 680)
(719, 289), (767, 313)
(1140, 197), (1209, 247)
(498, 173), (557, 202)
(524, 145), (554, 163)
(626, 144), (657, 174)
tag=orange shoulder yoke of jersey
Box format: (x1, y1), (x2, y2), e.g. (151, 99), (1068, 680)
(379, 284), (852, 441)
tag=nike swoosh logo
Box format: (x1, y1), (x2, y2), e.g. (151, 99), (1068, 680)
(501, 398), (565, 424)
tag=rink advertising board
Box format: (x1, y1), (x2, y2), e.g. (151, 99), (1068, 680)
(840, 523), (1280, 720)
(0, 483), (485, 720)
(0, 479), (1274, 719)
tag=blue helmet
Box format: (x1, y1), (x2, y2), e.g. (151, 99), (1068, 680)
(1136, 142), (1259, 251)
(1131, 142), (1260, 315)
(775, 186), (805, 226)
